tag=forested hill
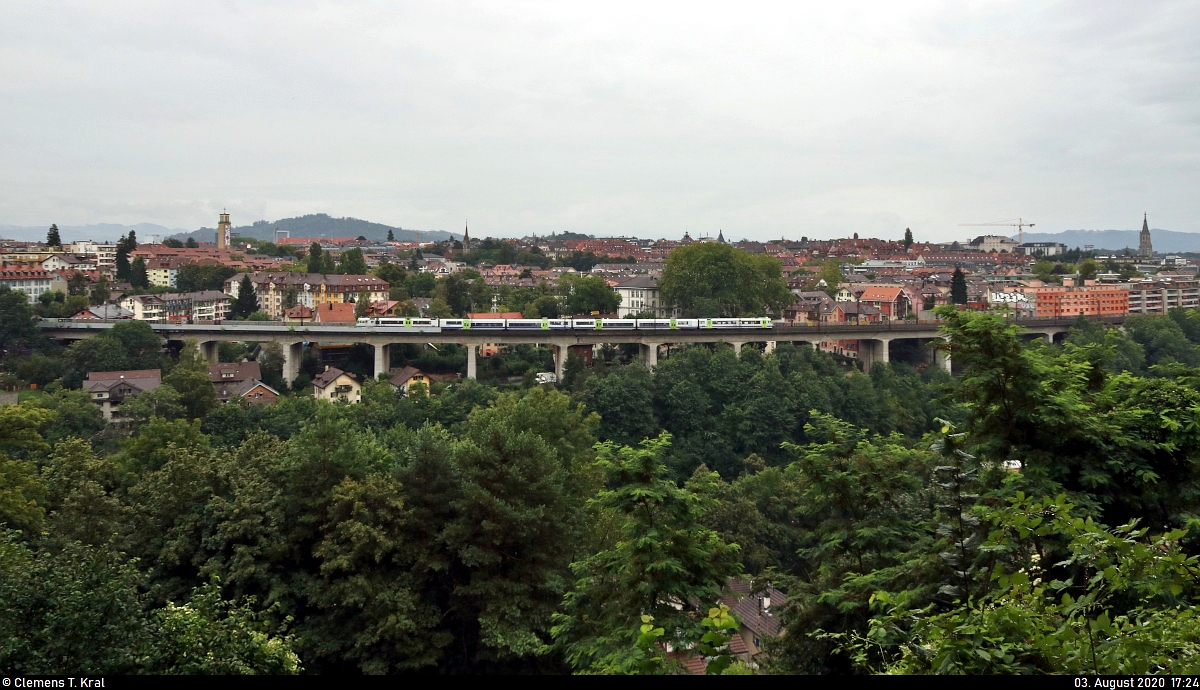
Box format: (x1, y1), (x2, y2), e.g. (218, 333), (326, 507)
(171, 214), (458, 243)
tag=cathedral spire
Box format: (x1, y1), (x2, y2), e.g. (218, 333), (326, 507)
(462, 220), (471, 252)
(1139, 212), (1153, 259)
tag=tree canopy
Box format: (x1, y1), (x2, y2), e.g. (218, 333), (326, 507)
(659, 243), (793, 317)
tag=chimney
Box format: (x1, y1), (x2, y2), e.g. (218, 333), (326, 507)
(324, 365), (329, 372)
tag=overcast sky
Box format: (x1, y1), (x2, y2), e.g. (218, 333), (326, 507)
(2, 1), (1197, 242)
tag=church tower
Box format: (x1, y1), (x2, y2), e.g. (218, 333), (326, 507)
(717, 229), (726, 244)
(1139, 213), (1153, 259)
(217, 212), (231, 249)
(462, 221), (471, 252)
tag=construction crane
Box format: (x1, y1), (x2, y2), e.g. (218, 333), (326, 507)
(959, 218), (1035, 245)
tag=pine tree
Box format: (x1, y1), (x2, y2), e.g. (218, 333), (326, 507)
(387, 229), (394, 242)
(131, 256), (150, 289)
(185, 237), (198, 248)
(232, 275), (259, 319)
(282, 286), (298, 310)
(951, 267), (968, 305)
(47, 224), (62, 248)
(308, 243), (322, 272)
(89, 276), (110, 306)
(67, 272), (88, 296)
(115, 233), (132, 282)
(903, 227), (913, 250)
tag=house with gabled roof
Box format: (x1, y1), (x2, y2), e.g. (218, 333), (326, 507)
(857, 285), (910, 321)
(387, 366), (431, 395)
(83, 369), (161, 420)
(721, 578), (787, 663)
(312, 366), (361, 403)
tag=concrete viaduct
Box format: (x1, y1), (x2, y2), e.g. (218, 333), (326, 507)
(39, 316), (1114, 382)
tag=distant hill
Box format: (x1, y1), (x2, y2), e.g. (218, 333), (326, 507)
(1018, 228), (1200, 254)
(171, 214), (458, 244)
(0, 222), (186, 243)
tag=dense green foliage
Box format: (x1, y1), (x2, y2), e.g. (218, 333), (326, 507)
(176, 264), (237, 293)
(6, 300), (1200, 675)
(659, 243), (793, 317)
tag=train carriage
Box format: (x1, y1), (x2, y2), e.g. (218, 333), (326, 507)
(635, 318), (700, 329)
(504, 318), (571, 330)
(635, 319), (673, 329)
(357, 317), (437, 329)
(464, 318), (507, 329)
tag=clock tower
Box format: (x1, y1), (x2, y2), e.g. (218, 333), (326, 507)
(217, 212), (231, 249)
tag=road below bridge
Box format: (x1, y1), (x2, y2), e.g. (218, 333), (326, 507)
(39, 315), (1122, 380)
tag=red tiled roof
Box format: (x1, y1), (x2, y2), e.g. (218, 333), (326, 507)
(314, 302), (356, 324)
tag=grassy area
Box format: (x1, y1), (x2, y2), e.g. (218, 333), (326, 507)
(17, 389), (46, 403)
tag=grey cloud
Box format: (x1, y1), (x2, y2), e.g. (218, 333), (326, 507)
(0, 1), (1197, 241)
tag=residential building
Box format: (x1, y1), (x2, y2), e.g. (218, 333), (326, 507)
(987, 290), (1036, 318)
(968, 235), (1021, 253)
(721, 578), (787, 663)
(157, 290), (230, 322)
(363, 300), (402, 316)
(208, 361), (278, 404)
(388, 366), (432, 395)
(0, 264), (66, 303)
(1125, 278), (1200, 314)
(283, 305), (315, 324)
(613, 276), (678, 318)
(224, 272), (391, 320)
(41, 253), (98, 273)
(782, 291), (833, 325)
(313, 302), (356, 324)
(72, 304), (134, 320)
(228, 379), (279, 404)
(66, 241), (117, 276)
(820, 300), (884, 324)
(1008, 280), (1129, 318)
(312, 366), (361, 403)
(83, 369), (161, 420)
(119, 294), (165, 322)
(146, 258), (185, 287)
(1017, 242), (1067, 257)
(857, 286), (911, 321)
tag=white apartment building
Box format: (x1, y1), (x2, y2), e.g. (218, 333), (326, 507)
(67, 241), (117, 276)
(119, 294), (165, 322)
(0, 265), (66, 303)
(968, 235), (1021, 253)
(1125, 278), (1200, 314)
(613, 276), (679, 318)
(42, 253), (98, 272)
